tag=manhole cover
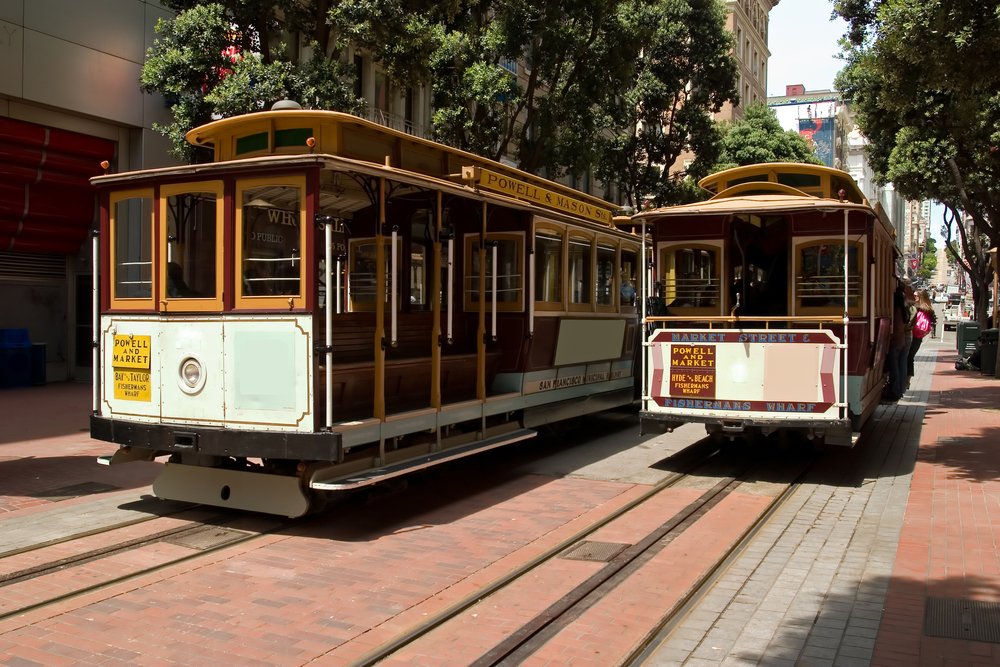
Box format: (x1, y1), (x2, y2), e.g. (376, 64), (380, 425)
(165, 527), (250, 551)
(29, 482), (120, 501)
(560, 541), (630, 563)
(925, 597), (1000, 643)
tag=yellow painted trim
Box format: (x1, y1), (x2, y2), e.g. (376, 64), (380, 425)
(462, 232), (526, 313)
(109, 188), (155, 310)
(233, 175), (308, 310)
(567, 230), (596, 313)
(157, 181), (225, 312)
(533, 221), (566, 312)
(792, 236), (866, 318)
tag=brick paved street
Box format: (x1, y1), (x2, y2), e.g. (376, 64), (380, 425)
(1, 330), (998, 667)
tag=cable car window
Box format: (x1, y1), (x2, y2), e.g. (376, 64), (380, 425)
(241, 185), (301, 296)
(534, 230), (563, 304)
(465, 234), (523, 311)
(620, 248), (637, 307)
(569, 236), (592, 305)
(411, 241), (428, 307)
(347, 237), (401, 311)
(112, 195), (153, 300)
(661, 247), (719, 308)
(797, 242), (861, 309)
(596, 243), (616, 306)
(165, 192), (217, 299)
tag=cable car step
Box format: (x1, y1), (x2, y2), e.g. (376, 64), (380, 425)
(310, 428), (537, 491)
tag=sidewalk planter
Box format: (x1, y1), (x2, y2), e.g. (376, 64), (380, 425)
(980, 328), (999, 376)
(0, 328), (32, 388)
(957, 321), (981, 357)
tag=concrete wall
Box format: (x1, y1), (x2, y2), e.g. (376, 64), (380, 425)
(0, 0), (177, 171)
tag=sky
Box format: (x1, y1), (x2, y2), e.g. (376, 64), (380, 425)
(764, 0), (947, 240)
(766, 0), (848, 97)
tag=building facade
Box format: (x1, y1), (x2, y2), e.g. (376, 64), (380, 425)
(718, 0), (779, 121)
(1, 0), (181, 383)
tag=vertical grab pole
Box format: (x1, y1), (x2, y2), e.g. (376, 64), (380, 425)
(491, 242), (498, 341)
(641, 219), (647, 411)
(325, 222), (333, 430)
(843, 207), (850, 421)
(528, 240), (535, 336)
(336, 257), (342, 315)
(447, 238), (454, 343)
(391, 228), (398, 347)
(92, 231), (100, 414)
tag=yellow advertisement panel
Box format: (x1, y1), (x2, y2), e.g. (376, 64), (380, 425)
(112, 335), (152, 402)
(112, 335), (151, 369)
(114, 370), (151, 401)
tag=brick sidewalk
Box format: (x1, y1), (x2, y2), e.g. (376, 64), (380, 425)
(873, 348), (1000, 665)
(0, 382), (161, 515)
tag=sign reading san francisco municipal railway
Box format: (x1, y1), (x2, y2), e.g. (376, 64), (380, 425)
(464, 166), (613, 226)
(112, 335), (151, 402)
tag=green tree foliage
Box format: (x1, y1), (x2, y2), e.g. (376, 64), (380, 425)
(712, 103), (823, 172)
(594, 0), (737, 208)
(141, 1), (362, 162)
(142, 0), (737, 187)
(834, 0), (1000, 325)
(918, 236), (937, 281)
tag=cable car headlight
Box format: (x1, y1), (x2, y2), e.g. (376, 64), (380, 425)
(182, 359), (201, 387)
(177, 355), (207, 394)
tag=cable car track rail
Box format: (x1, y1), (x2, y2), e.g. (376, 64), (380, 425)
(340, 444), (818, 667)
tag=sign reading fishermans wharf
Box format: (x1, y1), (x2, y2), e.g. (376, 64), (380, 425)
(463, 166), (613, 226)
(112, 335), (152, 402)
(669, 344), (715, 398)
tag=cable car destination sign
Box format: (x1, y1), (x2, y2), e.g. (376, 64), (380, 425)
(463, 166), (613, 226)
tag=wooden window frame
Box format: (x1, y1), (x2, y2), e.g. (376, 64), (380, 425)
(158, 181), (225, 312)
(234, 175), (308, 310)
(619, 242), (640, 314)
(595, 239), (618, 314)
(109, 188), (155, 310)
(567, 231), (596, 313)
(533, 221), (566, 313)
(657, 240), (725, 317)
(462, 232), (525, 313)
(346, 236), (403, 312)
(792, 236), (866, 318)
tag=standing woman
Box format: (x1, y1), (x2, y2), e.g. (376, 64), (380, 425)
(884, 283), (908, 402)
(907, 289), (936, 387)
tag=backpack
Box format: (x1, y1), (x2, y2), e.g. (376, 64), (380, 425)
(913, 309), (932, 338)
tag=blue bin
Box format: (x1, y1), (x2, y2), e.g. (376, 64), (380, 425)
(0, 328), (32, 388)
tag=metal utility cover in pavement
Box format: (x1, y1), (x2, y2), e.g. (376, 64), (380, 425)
(925, 597), (1000, 643)
(29, 482), (120, 501)
(165, 527), (250, 551)
(560, 541), (630, 562)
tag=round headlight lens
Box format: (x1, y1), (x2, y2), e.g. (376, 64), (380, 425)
(181, 358), (202, 387)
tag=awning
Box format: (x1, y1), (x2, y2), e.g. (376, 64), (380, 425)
(0, 118), (115, 254)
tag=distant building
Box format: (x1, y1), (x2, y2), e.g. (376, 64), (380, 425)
(768, 87), (848, 170)
(717, 0), (781, 121)
(769, 88), (908, 258)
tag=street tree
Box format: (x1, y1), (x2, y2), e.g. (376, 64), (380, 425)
(141, 1), (362, 162)
(941, 207), (995, 324)
(918, 236), (937, 282)
(834, 0), (1000, 326)
(594, 0), (738, 209)
(143, 0), (739, 187)
(712, 103), (823, 172)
